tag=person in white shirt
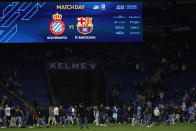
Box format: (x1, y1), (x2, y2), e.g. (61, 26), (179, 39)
(153, 107), (160, 125)
(47, 106), (56, 127)
(93, 106), (99, 126)
(72, 107), (75, 124)
(4, 105), (11, 128)
(54, 106), (59, 125)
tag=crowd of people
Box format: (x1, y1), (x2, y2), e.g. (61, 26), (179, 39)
(0, 42), (195, 129)
(0, 100), (195, 129)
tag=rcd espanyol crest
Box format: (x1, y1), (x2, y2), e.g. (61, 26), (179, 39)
(49, 13), (65, 35)
(77, 17), (93, 35)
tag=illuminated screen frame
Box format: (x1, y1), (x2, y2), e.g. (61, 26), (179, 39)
(0, 0), (143, 44)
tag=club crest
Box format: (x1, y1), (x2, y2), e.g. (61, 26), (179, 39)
(49, 13), (66, 35)
(77, 17), (93, 35)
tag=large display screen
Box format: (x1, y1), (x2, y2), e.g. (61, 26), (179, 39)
(0, 2), (143, 43)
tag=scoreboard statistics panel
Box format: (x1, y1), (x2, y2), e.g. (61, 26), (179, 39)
(0, 2), (143, 43)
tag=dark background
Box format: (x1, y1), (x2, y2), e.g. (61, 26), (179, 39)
(0, 0), (195, 105)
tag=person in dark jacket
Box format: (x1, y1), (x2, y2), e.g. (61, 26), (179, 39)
(10, 106), (16, 127)
(38, 106), (46, 128)
(28, 106), (35, 128)
(44, 106), (49, 126)
(78, 104), (88, 129)
(59, 105), (67, 128)
(99, 104), (107, 126)
(166, 102), (175, 126)
(0, 106), (6, 128)
(146, 101), (153, 127)
(159, 104), (166, 123)
(15, 106), (23, 127)
(127, 105), (134, 124)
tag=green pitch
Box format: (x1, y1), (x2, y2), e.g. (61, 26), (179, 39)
(2, 124), (196, 131)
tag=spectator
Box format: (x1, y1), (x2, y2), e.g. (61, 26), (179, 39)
(159, 91), (164, 101)
(153, 107), (160, 125)
(188, 104), (195, 123)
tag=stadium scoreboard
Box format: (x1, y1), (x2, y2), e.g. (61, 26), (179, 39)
(0, 1), (143, 43)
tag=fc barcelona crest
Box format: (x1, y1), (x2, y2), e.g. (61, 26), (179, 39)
(49, 13), (66, 35)
(77, 17), (93, 35)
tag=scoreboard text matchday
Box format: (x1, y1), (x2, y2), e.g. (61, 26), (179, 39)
(0, 1), (143, 43)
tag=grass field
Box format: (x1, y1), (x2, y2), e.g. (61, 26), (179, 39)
(1, 124), (196, 131)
